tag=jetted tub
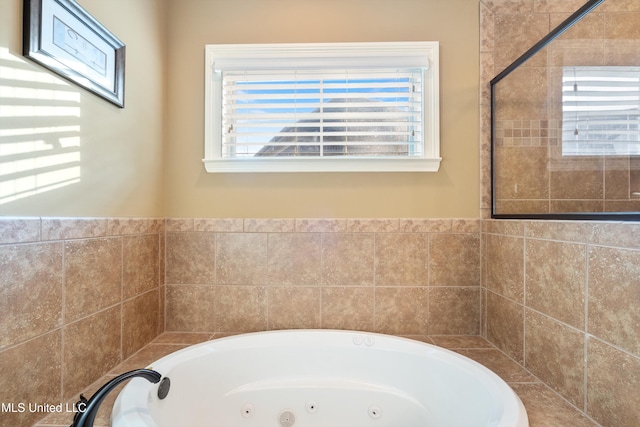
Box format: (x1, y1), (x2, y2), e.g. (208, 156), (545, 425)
(112, 330), (529, 427)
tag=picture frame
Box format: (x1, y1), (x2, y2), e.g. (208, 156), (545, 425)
(23, 0), (126, 107)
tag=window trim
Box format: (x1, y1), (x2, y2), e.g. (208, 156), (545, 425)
(203, 41), (440, 173)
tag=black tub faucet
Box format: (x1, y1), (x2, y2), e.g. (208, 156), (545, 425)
(70, 368), (162, 427)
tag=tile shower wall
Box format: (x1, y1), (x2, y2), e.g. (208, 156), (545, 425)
(480, 0), (640, 215)
(0, 218), (164, 427)
(482, 220), (640, 426)
(164, 218), (481, 336)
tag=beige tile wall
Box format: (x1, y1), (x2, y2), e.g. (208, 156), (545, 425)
(0, 217), (164, 427)
(2, 214), (639, 427)
(0, 216), (483, 427)
(482, 219), (640, 426)
(164, 218), (482, 336)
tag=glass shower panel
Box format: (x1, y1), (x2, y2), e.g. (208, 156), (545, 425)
(491, 0), (640, 219)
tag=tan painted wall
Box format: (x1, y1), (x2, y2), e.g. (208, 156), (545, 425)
(1, 0), (479, 219)
(164, 0), (480, 218)
(0, 0), (166, 217)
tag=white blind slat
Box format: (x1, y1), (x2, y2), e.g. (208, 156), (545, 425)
(224, 113), (421, 122)
(223, 80), (420, 89)
(223, 141), (423, 147)
(224, 121), (420, 128)
(221, 68), (424, 158)
(562, 66), (640, 156)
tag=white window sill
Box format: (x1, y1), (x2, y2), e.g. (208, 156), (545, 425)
(202, 157), (442, 173)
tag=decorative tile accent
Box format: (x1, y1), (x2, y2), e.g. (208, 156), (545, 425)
(0, 217), (40, 244)
(451, 218), (482, 233)
(195, 218), (243, 232)
(106, 217), (150, 235)
(296, 218), (347, 233)
(165, 218), (194, 232)
(482, 0), (535, 15)
(346, 218), (400, 233)
(399, 218), (452, 233)
(244, 218), (295, 233)
(41, 217), (108, 240)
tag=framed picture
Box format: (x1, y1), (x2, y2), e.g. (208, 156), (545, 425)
(23, 0), (126, 107)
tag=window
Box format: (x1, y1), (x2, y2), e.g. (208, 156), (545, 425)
(562, 66), (640, 156)
(204, 42), (440, 173)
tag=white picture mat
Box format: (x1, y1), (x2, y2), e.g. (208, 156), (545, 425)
(39, 0), (116, 91)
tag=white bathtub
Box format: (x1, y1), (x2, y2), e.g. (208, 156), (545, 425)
(112, 330), (529, 427)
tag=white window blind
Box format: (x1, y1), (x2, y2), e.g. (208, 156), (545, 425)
(562, 66), (640, 156)
(221, 69), (423, 158)
(204, 42), (440, 173)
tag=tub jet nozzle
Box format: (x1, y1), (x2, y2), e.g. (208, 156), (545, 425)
(279, 409), (296, 427)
